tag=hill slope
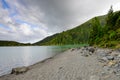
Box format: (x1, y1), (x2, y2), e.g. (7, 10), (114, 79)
(34, 15), (106, 45)
(34, 9), (120, 48)
(0, 41), (30, 46)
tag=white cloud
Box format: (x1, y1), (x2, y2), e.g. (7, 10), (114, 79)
(19, 23), (33, 36)
(0, 0), (120, 43)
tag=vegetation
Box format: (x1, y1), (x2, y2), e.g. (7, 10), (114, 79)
(34, 16), (106, 46)
(34, 6), (120, 48)
(89, 6), (120, 48)
(0, 41), (31, 46)
(0, 6), (119, 48)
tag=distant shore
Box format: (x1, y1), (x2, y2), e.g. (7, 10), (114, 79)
(0, 47), (120, 80)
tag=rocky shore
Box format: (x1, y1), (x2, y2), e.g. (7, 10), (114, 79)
(0, 46), (120, 80)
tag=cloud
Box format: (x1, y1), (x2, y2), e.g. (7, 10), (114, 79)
(0, 0), (120, 43)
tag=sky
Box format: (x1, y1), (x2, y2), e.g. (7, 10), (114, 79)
(0, 0), (120, 43)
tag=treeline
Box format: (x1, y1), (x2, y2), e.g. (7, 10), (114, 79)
(89, 6), (120, 48)
(34, 14), (106, 45)
(35, 6), (120, 48)
(0, 41), (31, 46)
(34, 20), (92, 45)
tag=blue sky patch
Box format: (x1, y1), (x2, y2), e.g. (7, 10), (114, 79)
(15, 19), (40, 28)
(1, 0), (10, 9)
(0, 24), (11, 30)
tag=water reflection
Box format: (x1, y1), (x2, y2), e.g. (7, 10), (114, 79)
(22, 47), (31, 66)
(0, 46), (65, 76)
(0, 45), (86, 76)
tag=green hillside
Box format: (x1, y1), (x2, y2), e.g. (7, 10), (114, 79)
(34, 15), (106, 46)
(34, 7), (120, 48)
(89, 7), (120, 48)
(0, 41), (30, 46)
(0, 7), (119, 48)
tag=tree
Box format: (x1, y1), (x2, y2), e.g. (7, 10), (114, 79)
(106, 6), (114, 30)
(114, 15), (120, 30)
(89, 17), (103, 44)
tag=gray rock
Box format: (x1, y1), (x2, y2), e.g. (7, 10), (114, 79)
(117, 54), (120, 58)
(99, 57), (108, 62)
(11, 66), (29, 75)
(106, 56), (114, 60)
(71, 48), (75, 51)
(116, 73), (120, 76)
(81, 51), (90, 57)
(103, 66), (111, 72)
(89, 47), (95, 53)
(97, 51), (108, 57)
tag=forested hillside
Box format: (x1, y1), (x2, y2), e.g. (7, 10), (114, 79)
(34, 15), (106, 45)
(89, 6), (120, 48)
(34, 6), (120, 48)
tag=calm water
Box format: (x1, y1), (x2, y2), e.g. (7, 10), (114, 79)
(0, 46), (64, 76)
(0, 45), (88, 76)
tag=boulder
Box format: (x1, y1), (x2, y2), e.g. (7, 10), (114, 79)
(99, 57), (108, 63)
(11, 66), (29, 75)
(89, 47), (95, 53)
(106, 55), (114, 60)
(71, 48), (75, 51)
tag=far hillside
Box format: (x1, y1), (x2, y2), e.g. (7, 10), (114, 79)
(0, 41), (30, 46)
(34, 15), (106, 45)
(34, 7), (120, 48)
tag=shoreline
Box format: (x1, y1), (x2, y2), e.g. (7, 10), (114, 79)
(0, 47), (120, 80)
(0, 49), (66, 77)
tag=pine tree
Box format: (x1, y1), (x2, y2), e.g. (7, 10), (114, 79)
(106, 6), (114, 30)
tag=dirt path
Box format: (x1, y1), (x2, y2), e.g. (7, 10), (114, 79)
(0, 48), (120, 80)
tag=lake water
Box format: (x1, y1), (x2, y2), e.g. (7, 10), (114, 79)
(0, 46), (63, 76)
(0, 45), (88, 76)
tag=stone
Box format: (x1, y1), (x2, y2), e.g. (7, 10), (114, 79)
(90, 75), (100, 80)
(71, 48), (75, 51)
(59, 67), (63, 69)
(102, 67), (113, 74)
(117, 54), (120, 58)
(106, 56), (114, 60)
(99, 57), (108, 62)
(116, 73), (120, 76)
(81, 51), (90, 57)
(97, 51), (108, 57)
(107, 60), (117, 67)
(101, 72), (106, 76)
(11, 66), (29, 75)
(89, 47), (95, 53)
(111, 52), (119, 57)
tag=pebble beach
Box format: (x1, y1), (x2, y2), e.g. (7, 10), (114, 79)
(0, 47), (120, 80)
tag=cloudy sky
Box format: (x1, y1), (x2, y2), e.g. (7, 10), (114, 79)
(0, 0), (120, 43)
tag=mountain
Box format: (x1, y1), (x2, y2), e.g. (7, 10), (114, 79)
(0, 41), (30, 46)
(34, 15), (106, 46)
(0, 8), (119, 48)
(34, 9), (120, 48)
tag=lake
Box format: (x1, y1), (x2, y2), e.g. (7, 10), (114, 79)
(0, 45), (88, 76)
